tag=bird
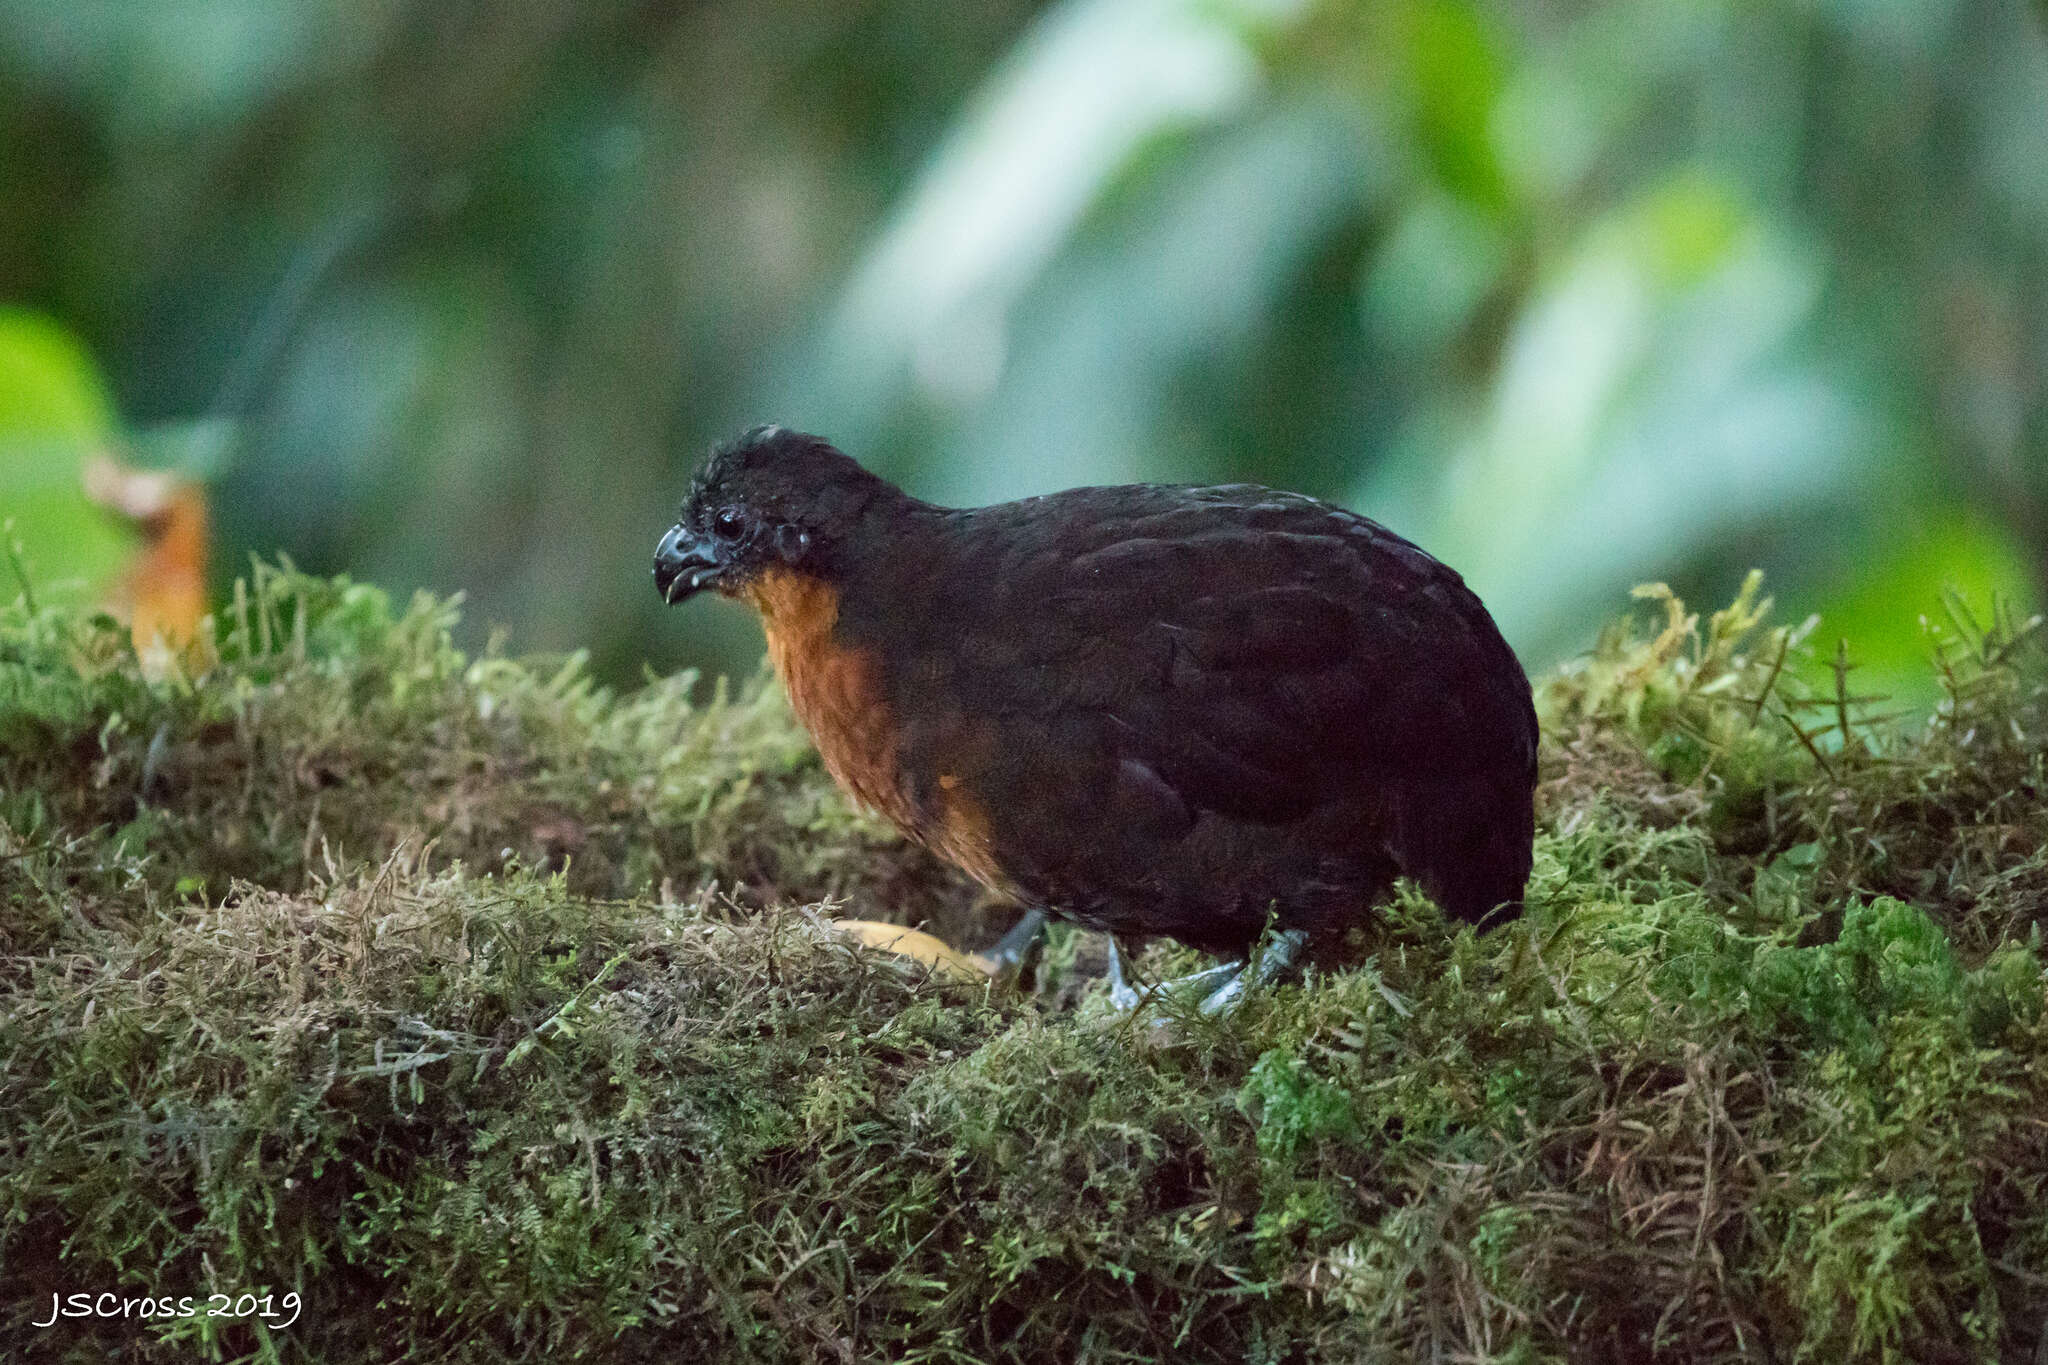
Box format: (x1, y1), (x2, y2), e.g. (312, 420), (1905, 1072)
(653, 426), (1537, 1012)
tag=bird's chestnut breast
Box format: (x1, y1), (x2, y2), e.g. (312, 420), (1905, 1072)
(744, 568), (910, 826)
(743, 566), (1005, 890)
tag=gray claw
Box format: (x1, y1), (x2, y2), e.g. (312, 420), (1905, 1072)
(1104, 942), (1244, 1012)
(1200, 928), (1308, 1016)
(1105, 936), (1145, 1011)
(1198, 971), (1247, 1015)
(1102, 927), (1310, 1015)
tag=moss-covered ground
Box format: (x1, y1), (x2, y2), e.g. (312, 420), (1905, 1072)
(3, 565), (2045, 1363)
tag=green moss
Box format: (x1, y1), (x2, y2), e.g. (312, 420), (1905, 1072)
(3, 564), (2046, 1362)
(0, 560), (976, 951)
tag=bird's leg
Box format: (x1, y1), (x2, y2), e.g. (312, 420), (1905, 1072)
(1104, 936), (1145, 1012)
(1197, 928), (1309, 1016)
(981, 908), (1048, 978)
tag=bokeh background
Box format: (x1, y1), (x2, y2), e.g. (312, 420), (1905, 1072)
(3, 0), (2045, 706)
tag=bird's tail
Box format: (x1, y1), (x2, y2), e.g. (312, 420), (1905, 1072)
(1386, 772), (1534, 927)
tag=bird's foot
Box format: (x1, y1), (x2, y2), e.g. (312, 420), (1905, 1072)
(976, 908), (1048, 980)
(1103, 929), (1308, 1016)
(1195, 928), (1310, 1015)
(1163, 960), (1247, 1004)
(1104, 937), (1146, 1012)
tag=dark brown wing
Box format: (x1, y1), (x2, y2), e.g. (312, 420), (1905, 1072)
(854, 484), (1537, 925)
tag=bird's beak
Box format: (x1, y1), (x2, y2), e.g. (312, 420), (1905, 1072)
(653, 523), (722, 605)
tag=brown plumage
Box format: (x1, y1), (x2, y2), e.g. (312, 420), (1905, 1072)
(655, 426), (1536, 967)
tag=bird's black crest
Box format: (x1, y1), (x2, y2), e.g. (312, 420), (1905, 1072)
(684, 425), (885, 527)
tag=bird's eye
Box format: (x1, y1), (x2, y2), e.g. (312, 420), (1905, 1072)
(712, 506), (746, 540)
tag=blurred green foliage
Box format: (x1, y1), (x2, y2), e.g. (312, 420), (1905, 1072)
(1, 0), (2043, 700)
(0, 308), (132, 602)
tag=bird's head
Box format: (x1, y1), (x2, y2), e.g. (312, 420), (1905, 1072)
(654, 425), (887, 606)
